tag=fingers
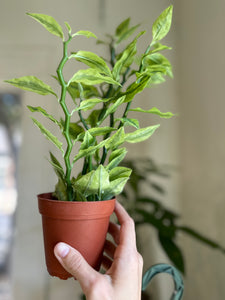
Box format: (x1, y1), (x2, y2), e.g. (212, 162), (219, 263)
(108, 222), (120, 245)
(114, 201), (136, 248)
(101, 255), (113, 271)
(54, 243), (98, 290)
(104, 240), (116, 259)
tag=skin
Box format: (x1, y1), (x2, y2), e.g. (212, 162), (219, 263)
(54, 201), (143, 300)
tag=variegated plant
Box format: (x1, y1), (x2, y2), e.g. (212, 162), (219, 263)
(5, 6), (174, 201)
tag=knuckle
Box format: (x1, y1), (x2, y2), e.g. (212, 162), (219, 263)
(126, 216), (135, 228)
(67, 251), (83, 272)
(137, 252), (143, 267)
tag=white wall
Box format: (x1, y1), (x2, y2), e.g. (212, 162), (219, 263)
(175, 0), (225, 299)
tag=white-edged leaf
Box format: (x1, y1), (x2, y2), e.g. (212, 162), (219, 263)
(71, 51), (111, 76)
(105, 127), (125, 150)
(27, 106), (61, 126)
(5, 76), (57, 96)
(109, 166), (132, 181)
(116, 23), (141, 44)
(125, 125), (160, 143)
(68, 69), (120, 86)
(75, 98), (103, 111)
(99, 96), (125, 124)
(80, 131), (95, 150)
(64, 21), (72, 34)
(72, 170), (95, 196)
(73, 139), (108, 163)
(72, 30), (97, 39)
(31, 117), (64, 153)
(152, 5), (173, 42)
(103, 177), (129, 200)
(49, 152), (65, 180)
(113, 31), (145, 81)
(115, 117), (139, 129)
(72, 165), (110, 199)
(106, 147), (127, 171)
(26, 13), (64, 39)
(129, 107), (175, 118)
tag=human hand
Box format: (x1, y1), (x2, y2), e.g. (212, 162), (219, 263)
(54, 201), (143, 300)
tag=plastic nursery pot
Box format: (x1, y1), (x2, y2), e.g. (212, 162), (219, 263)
(38, 193), (115, 280)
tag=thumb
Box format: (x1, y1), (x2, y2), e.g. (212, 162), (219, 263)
(54, 242), (98, 287)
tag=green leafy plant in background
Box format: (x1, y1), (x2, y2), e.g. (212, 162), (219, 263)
(5, 6), (174, 202)
(121, 158), (225, 274)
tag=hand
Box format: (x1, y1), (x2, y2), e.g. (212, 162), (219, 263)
(54, 201), (143, 300)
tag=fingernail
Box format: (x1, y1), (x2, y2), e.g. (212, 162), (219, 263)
(56, 242), (70, 258)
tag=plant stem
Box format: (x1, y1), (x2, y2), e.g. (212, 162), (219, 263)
(57, 35), (73, 201)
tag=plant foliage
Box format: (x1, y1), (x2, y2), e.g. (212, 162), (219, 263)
(5, 6), (174, 201)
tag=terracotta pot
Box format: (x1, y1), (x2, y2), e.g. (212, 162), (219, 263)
(38, 193), (115, 280)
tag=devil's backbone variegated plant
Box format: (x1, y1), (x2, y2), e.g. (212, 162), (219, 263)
(5, 5), (174, 202)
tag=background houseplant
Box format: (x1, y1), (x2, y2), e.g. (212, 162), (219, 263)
(5, 6), (175, 279)
(122, 158), (225, 272)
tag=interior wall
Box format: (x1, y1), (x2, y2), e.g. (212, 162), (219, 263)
(0, 1), (178, 299)
(175, 0), (225, 299)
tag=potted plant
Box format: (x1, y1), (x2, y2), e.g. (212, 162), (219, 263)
(5, 5), (174, 279)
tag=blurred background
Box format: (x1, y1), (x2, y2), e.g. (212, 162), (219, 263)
(0, 0), (225, 299)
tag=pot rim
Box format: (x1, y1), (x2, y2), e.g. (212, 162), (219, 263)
(38, 192), (116, 220)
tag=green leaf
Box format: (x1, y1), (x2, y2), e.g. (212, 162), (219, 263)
(92, 165), (110, 198)
(26, 13), (64, 39)
(99, 96), (125, 124)
(158, 234), (185, 274)
(85, 109), (101, 127)
(124, 75), (150, 102)
(129, 107), (175, 118)
(67, 82), (99, 101)
(72, 30), (97, 39)
(64, 21), (72, 34)
(60, 120), (84, 140)
(31, 117), (64, 153)
(80, 131), (95, 150)
(105, 127), (125, 150)
(69, 123), (84, 140)
(103, 177), (129, 200)
(116, 20), (141, 44)
(27, 106), (61, 126)
(142, 53), (172, 77)
(150, 42), (172, 53)
(72, 170), (95, 197)
(73, 139), (107, 163)
(72, 165), (110, 199)
(88, 127), (116, 137)
(115, 117), (139, 129)
(49, 152), (64, 181)
(5, 76), (57, 96)
(68, 69), (120, 86)
(54, 178), (68, 201)
(106, 148), (127, 170)
(152, 5), (173, 42)
(76, 98), (104, 111)
(109, 166), (132, 181)
(178, 226), (225, 253)
(113, 31), (145, 81)
(125, 125), (160, 143)
(115, 18), (130, 38)
(71, 51), (111, 76)
(76, 127), (116, 142)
